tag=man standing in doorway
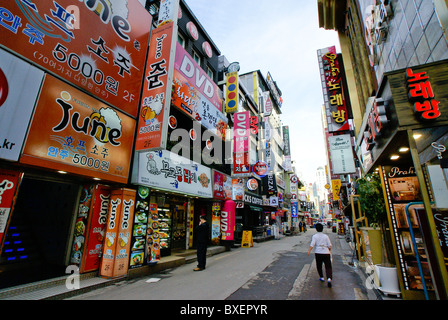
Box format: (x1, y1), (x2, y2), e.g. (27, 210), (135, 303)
(194, 214), (209, 271)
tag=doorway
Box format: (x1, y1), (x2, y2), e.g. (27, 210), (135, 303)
(0, 177), (79, 289)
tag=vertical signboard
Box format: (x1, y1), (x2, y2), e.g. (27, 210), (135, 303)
(380, 165), (434, 296)
(0, 0), (152, 118)
(318, 46), (350, 133)
(328, 134), (356, 174)
(20, 75), (135, 183)
(112, 188), (136, 278)
(0, 48), (44, 161)
(233, 111), (250, 176)
(81, 185), (111, 273)
(135, 22), (176, 151)
(0, 169), (22, 254)
(221, 200), (235, 241)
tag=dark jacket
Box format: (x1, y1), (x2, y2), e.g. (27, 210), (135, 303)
(195, 221), (209, 244)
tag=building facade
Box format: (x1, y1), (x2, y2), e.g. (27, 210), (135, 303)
(318, 0), (448, 300)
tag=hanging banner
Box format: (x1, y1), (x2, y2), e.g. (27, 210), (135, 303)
(20, 75), (135, 183)
(213, 170), (232, 200)
(0, 169), (22, 253)
(135, 22), (176, 151)
(0, 0), (151, 118)
(0, 48), (44, 161)
(233, 111), (250, 176)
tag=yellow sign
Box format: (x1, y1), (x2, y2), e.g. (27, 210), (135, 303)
(241, 230), (253, 248)
(331, 179), (341, 200)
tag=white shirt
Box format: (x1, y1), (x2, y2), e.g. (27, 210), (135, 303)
(310, 233), (332, 254)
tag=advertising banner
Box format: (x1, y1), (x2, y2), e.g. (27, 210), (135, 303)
(328, 134), (356, 174)
(0, 0), (151, 118)
(221, 200), (235, 241)
(213, 170), (232, 200)
(380, 165), (433, 294)
(174, 43), (222, 112)
(20, 75), (135, 183)
(233, 111), (250, 176)
(135, 22), (175, 151)
(99, 188), (136, 278)
(0, 48), (44, 161)
(112, 188), (136, 278)
(0, 169), (22, 253)
(81, 184), (111, 273)
(225, 71), (238, 113)
(318, 46), (350, 133)
(130, 186), (149, 269)
(211, 202), (221, 245)
(137, 150), (213, 197)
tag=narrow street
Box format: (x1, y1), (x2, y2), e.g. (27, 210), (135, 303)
(68, 227), (376, 301)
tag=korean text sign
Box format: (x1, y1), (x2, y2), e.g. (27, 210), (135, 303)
(0, 0), (151, 118)
(135, 22), (175, 151)
(20, 75), (135, 183)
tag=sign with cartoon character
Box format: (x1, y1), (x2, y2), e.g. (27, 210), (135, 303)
(136, 150), (212, 198)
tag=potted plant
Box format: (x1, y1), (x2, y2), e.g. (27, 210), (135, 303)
(357, 173), (400, 295)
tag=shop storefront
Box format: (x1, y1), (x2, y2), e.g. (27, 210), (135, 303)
(356, 60), (448, 299)
(0, 62), (136, 288)
(130, 149), (213, 268)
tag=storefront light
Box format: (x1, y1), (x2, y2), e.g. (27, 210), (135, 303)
(390, 155), (400, 160)
(93, 177), (101, 180)
(57, 171), (67, 174)
(413, 133), (422, 140)
(398, 147), (409, 153)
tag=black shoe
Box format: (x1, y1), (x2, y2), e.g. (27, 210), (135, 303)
(327, 279), (332, 288)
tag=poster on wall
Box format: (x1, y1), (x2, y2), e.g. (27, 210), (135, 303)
(81, 185), (111, 273)
(211, 202), (221, 245)
(0, 0), (152, 118)
(0, 48), (44, 161)
(20, 75), (135, 183)
(328, 134), (356, 174)
(137, 150), (213, 198)
(380, 165), (434, 292)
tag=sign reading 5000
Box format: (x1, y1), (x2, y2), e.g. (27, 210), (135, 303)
(0, 0), (152, 118)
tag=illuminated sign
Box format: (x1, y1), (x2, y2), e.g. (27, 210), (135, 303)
(406, 68), (441, 120)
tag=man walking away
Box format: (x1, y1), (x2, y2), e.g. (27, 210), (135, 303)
(307, 223), (333, 287)
(194, 214), (209, 271)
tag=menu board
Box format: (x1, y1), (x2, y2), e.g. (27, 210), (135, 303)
(381, 165), (433, 292)
(146, 203), (162, 263)
(130, 186), (149, 269)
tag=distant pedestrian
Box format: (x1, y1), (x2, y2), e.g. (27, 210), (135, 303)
(194, 214), (209, 271)
(307, 223), (333, 287)
(299, 221), (303, 232)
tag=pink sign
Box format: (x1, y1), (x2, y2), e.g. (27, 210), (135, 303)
(174, 43), (222, 111)
(221, 200), (235, 241)
(233, 111), (250, 153)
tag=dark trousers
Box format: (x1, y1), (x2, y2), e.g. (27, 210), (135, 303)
(315, 253), (332, 280)
(197, 243), (207, 269)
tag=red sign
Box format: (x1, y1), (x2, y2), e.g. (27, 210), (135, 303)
(406, 68), (441, 120)
(0, 169), (22, 251)
(0, 0), (151, 118)
(81, 185), (111, 273)
(20, 75), (135, 183)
